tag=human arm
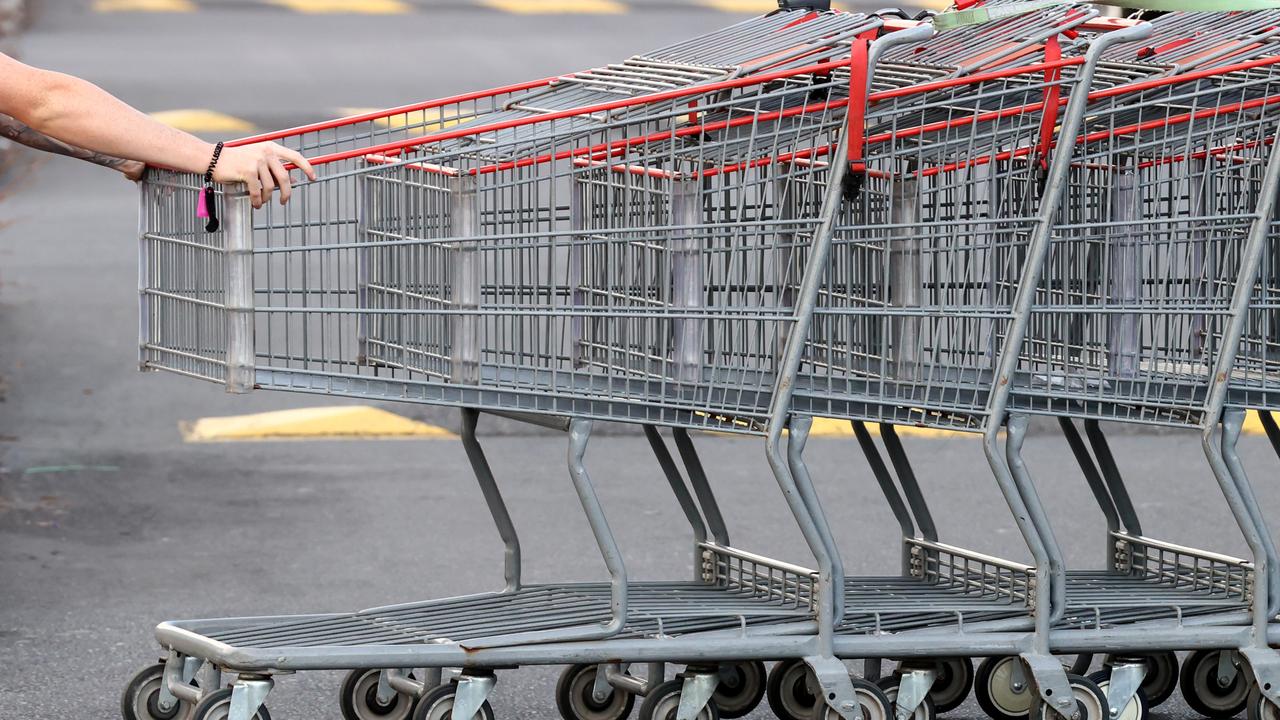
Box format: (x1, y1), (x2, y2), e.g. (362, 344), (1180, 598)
(0, 53), (315, 206)
(0, 113), (145, 180)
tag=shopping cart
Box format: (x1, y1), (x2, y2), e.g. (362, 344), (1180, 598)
(1220, 15), (1280, 714)
(743, 6), (1280, 720)
(120, 5), (1280, 720)
(838, 12), (1280, 720)
(738, 7), (1168, 720)
(835, 10), (1280, 720)
(126, 10), (954, 720)
(727, 7), (1170, 720)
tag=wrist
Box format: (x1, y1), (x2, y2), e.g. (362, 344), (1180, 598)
(204, 141), (226, 183)
(175, 137), (217, 176)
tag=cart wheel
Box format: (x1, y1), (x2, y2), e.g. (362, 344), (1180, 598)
(412, 683), (495, 720)
(766, 659), (818, 720)
(340, 669), (417, 720)
(189, 688), (271, 720)
(1086, 669), (1149, 720)
(121, 662), (193, 720)
(1180, 650), (1249, 719)
(815, 676), (892, 720)
(1103, 653), (1177, 708)
(919, 658), (974, 714)
(1247, 684), (1280, 720)
(1035, 675), (1106, 720)
(712, 661), (766, 719)
(556, 664), (635, 720)
(878, 675), (938, 720)
(638, 679), (719, 720)
(975, 657), (1036, 720)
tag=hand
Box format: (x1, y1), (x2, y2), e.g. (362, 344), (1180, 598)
(212, 141), (317, 209)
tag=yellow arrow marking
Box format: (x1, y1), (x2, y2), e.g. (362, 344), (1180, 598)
(266, 0), (411, 12)
(181, 406), (457, 442)
(149, 109), (255, 134)
(95, 0), (195, 11)
(480, 0), (626, 13)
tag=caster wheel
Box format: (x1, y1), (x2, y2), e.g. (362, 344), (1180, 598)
(556, 663), (635, 720)
(712, 661), (766, 719)
(975, 657), (1036, 720)
(814, 677), (893, 720)
(340, 669), (417, 720)
(121, 663), (193, 720)
(1086, 669), (1148, 720)
(190, 688), (271, 720)
(914, 658), (973, 714)
(767, 659), (818, 720)
(1247, 684), (1280, 720)
(1180, 649), (1249, 719)
(638, 678), (719, 720)
(1035, 675), (1107, 720)
(412, 683), (495, 720)
(1103, 653), (1177, 708)
(1102, 653), (1175, 709)
(877, 675), (938, 720)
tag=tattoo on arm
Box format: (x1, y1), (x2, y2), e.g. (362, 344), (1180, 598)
(1, 113), (137, 173)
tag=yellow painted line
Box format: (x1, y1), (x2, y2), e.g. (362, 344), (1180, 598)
(1244, 411), (1278, 436)
(808, 417), (969, 439)
(691, 411), (967, 438)
(694, 0), (772, 12)
(149, 109), (255, 134)
(338, 107), (461, 132)
(919, 0), (953, 9)
(181, 406), (457, 442)
(266, 0), (411, 12)
(809, 412), (1280, 438)
(479, 0), (626, 14)
(95, 0), (194, 11)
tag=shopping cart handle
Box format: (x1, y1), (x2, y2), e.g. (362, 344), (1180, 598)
(1089, 19), (1155, 52)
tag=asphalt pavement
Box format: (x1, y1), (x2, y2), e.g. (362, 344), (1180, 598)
(2, 3), (1280, 720)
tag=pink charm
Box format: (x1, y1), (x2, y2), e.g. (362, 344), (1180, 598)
(196, 188), (210, 219)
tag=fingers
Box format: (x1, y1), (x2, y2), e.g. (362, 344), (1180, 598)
(211, 143), (313, 207)
(275, 145), (316, 181)
(267, 156), (292, 205)
(256, 159), (276, 209)
(245, 170), (264, 209)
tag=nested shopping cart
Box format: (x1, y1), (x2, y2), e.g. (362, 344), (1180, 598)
(117, 5), (1280, 720)
(779, 9), (1280, 720)
(1007, 16), (1280, 720)
(126, 9), (959, 720)
(1006, 16), (1280, 720)
(1225, 18), (1280, 719)
(717, 7), (1170, 720)
(736, 7), (1170, 720)
(742, 8), (1280, 717)
(838, 12), (1280, 720)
